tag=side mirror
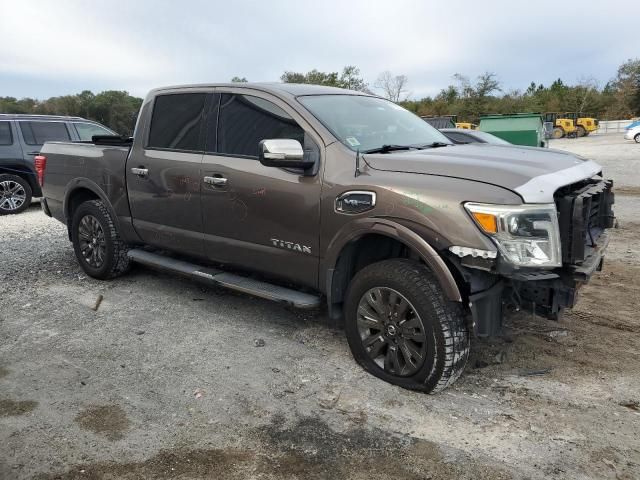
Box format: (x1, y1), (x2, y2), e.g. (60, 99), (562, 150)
(258, 139), (313, 169)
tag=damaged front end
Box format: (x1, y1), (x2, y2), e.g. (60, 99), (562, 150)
(449, 178), (615, 337)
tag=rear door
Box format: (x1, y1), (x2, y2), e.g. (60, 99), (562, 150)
(200, 90), (322, 288)
(126, 91), (210, 256)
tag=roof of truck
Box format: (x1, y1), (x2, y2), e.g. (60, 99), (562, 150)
(151, 82), (374, 98)
(0, 114), (88, 121)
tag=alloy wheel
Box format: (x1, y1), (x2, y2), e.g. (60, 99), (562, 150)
(0, 180), (27, 212)
(78, 215), (106, 268)
(356, 287), (428, 376)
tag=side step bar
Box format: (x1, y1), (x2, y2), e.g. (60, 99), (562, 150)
(127, 249), (321, 309)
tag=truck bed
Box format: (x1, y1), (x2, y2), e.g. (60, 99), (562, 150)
(40, 140), (132, 225)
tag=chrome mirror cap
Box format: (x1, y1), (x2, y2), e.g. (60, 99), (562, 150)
(259, 139), (313, 169)
(260, 139), (304, 161)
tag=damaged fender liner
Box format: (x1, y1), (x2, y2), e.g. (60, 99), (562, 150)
(468, 232), (609, 337)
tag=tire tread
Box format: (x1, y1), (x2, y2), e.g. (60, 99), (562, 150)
(345, 259), (469, 394)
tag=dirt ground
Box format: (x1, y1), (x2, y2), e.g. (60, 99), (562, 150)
(1, 134), (639, 479)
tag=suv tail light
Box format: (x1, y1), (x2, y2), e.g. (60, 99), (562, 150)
(34, 155), (47, 187)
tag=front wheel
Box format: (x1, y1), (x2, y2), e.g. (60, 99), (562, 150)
(576, 125), (587, 137)
(635, 134), (640, 144)
(344, 259), (469, 393)
(0, 174), (32, 215)
(71, 200), (131, 279)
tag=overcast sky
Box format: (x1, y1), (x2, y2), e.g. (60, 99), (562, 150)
(1, 0), (637, 100)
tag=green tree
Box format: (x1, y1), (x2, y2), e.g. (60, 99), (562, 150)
(280, 66), (368, 92)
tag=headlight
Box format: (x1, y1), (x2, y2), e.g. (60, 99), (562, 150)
(464, 202), (561, 268)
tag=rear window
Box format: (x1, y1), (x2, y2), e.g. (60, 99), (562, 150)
(0, 122), (12, 145)
(148, 93), (206, 151)
(19, 121), (71, 145)
(73, 122), (114, 141)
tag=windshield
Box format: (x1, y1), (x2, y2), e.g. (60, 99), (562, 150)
(298, 95), (452, 152)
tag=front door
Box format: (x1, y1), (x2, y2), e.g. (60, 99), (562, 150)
(200, 92), (322, 289)
(127, 92), (209, 256)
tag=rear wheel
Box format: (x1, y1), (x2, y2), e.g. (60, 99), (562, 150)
(0, 174), (32, 215)
(576, 125), (587, 137)
(344, 259), (469, 393)
(71, 200), (131, 279)
(552, 127), (565, 139)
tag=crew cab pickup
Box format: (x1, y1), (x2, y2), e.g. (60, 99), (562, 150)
(39, 83), (614, 393)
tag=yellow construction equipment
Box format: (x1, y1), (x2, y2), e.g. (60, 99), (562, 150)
(563, 113), (599, 137)
(544, 113), (577, 139)
(455, 122), (478, 130)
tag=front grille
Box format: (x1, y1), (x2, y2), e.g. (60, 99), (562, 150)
(555, 179), (614, 265)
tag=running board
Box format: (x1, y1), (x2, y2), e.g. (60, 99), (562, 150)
(127, 249), (321, 309)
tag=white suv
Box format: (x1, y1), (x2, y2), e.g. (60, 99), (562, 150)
(624, 124), (640, 143)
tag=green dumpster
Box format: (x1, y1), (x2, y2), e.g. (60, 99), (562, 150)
(479, 113), (547, 148)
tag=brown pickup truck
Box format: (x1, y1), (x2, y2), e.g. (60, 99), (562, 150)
(38, 83), (614, 393)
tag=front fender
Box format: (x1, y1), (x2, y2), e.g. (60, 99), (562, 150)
(323, 217), (462, 302)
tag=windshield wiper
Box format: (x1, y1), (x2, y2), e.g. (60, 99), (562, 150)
(363, 144), (414, 154)
(417, 142), (452, 149)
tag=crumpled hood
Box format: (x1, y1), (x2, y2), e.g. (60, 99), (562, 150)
(364, 144), (602, 203)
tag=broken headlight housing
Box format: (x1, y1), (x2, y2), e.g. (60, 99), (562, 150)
(464, 203), (562, 268)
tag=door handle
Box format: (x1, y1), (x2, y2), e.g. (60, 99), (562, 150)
(204, 176), (227, 186)
(131, 167), (148, 177)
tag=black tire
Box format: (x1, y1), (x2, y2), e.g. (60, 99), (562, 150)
(71, 200), (131, 280)
(0, 174), (32, 215)
(344, 259), (469, 394)
(635, 134), (640, 144)
(576, 125), (587, 137)
(552, 127), (565, 139)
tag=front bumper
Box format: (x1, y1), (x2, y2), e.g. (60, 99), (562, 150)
(469, 238), (609, 337)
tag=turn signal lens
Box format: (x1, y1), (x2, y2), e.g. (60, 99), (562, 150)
(472, 212), (497, 233)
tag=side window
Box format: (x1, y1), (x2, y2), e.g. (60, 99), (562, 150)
(19, 121), (71, 145)
(0, 122), (12, 145)
(148, 93), (206, 151)
(216, 94), (305, 157)
(73, 122), (114, 141)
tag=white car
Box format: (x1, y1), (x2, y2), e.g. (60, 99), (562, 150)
(624, 125), (640, 143)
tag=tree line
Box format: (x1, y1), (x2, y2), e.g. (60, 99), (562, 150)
(1, 59), (638, 135)
(0, 90), (142, 135)
(274, 60), (640, 122)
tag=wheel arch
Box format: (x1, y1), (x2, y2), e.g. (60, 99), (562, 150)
(324, 218), (462, 320)
(0, 165), (40, 196)
(63, 179), (120, 240)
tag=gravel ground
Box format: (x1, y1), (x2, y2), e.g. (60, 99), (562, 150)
(1, 134), (639, 479)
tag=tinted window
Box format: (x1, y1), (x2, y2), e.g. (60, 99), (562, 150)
(0, 122), (12, 145)
(74, 122), (114, 141)
(148, 93), (206, 151)
(216, 94), (304, 157)
(19, 121), (70, 145)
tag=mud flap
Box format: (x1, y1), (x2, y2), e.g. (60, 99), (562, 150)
(469, 281), (504, 337)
